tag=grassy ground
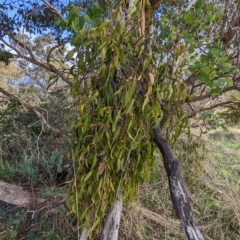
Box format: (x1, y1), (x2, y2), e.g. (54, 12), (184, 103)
(120, 128), (240, 240)
(1, 129), (240, 239)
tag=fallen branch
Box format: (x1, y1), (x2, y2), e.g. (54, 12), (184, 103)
(132, 203), (181, 234)
(0, 180), (45, 208)
(153, 126), (204, 240)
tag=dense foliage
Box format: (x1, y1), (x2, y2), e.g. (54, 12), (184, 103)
(1, 0), (240, 239)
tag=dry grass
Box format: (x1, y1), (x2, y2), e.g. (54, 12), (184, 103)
(120, 128), (240, 239)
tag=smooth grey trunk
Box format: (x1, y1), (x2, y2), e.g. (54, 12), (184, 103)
(100, 198), (123, 240)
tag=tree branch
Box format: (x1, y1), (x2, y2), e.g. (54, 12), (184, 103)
(41, 0), (63, 19)
(1, 30), (72, 86)
(0, 180), (46, 208)
(132, 203), (181, 234)
(47, 43), (63, 64)
(188, 100), (240, 118)
(181, 85), (239, 104)
(153, 126), (204, 240)
(0, 28), (36, 61)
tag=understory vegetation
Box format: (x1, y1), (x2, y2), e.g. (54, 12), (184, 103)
(1, 128), (240, 239)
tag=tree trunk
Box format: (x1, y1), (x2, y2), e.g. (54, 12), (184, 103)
(100, 198), (123, 240)
(153, 126), (204, 240)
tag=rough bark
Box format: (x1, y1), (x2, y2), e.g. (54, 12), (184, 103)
(153, 126), (204, 240)
(100, 198), (123, 240)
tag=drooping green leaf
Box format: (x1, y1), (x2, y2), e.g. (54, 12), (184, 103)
(65, 48), (78, 60)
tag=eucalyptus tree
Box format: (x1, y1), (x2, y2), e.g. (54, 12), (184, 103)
(1, 0), (240, 240)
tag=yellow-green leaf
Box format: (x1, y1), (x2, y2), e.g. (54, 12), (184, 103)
(142, 96), (149, 112)
(66, 48), (77, 60)
(84, 171), (93, 182)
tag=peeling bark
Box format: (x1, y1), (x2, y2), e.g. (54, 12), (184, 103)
(100, 198), (123, 240)
(153, 126), (204, 240)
